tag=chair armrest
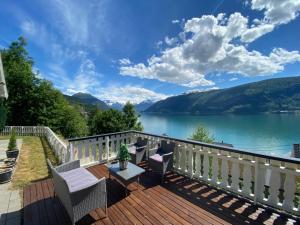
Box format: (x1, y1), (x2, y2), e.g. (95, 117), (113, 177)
(136, 145), (147, 150)
(128, 143), (135, 147)
(56, 160), (80, 173)
(162, 152), (173, 162)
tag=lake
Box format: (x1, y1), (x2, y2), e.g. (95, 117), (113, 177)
(139, 113), (300, 157)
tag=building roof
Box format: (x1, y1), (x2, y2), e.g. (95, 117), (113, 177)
(0, 52), (8, 99)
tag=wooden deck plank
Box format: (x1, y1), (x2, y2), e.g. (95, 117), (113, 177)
(23, 185), (31, 225)
(23, 163), (299, 225)
(29, 182), (42, 225)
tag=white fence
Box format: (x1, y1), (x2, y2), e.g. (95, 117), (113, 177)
(0, 126), (68, 163)
(68, 130), (300, 216)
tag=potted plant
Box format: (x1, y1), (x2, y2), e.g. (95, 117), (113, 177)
(6, 129), (19, 158)
(0, 159), (14, 183)
(117, 144), (131, 170)
(0, 167), (13, 183)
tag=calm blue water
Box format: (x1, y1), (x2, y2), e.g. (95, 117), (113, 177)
(139, 114), (300, 157)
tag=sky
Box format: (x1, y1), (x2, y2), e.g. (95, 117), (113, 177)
(1, 0), (300, 104)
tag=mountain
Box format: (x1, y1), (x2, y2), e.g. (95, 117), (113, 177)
(104, 100), (155, 112)
(64, 92), (110, 111)
(105, 100), (124, 111)
(135, 100), (155, 112)
(146, 76), (300, 114)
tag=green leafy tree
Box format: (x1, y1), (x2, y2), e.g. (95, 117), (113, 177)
(190, 125), (214, 143)
(1, 37), (37, 125)
(89, 103), (143, 135)
(123, 102), (143, 131)
(1, 37), (88, 138)
(90, 109), (126, 134)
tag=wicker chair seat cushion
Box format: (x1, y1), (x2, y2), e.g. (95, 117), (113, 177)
(60, 167), (98, 193)
(149, 153), (163, 162)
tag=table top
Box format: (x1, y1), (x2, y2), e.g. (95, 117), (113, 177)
(106, 162), (145, 181)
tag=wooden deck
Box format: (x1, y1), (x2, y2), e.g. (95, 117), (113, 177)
(23, 163), (299, 225)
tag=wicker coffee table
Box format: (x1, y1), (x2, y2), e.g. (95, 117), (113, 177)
(106, 161), (145, 195)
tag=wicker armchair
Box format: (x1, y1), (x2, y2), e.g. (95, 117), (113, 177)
(47, 159), (107, 225)
(148, 140), (175, 181)
(128, 137), (148, 164)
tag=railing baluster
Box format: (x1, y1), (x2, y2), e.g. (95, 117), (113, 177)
(211, 149), (219, 184)
(231, 153), (240, 192)
(221, 152), (229, 188)
(187, 144), (193, 177)
(202, 148), (209, 181)
(194, 148), (201, 179)
(267, 160), (281, 206)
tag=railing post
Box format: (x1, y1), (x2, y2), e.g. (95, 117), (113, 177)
(105, 136), (110, 162)
(254, 157), (266, 204)
(69, 142), (74, 161)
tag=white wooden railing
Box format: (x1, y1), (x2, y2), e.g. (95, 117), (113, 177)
(68, 130), (300, 216)
(0, 126), (68, 163)
(67, 131), (132, 166)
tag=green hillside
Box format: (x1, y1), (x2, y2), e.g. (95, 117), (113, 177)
(64, 92), (109, 111)
(146, 77), (300, 114)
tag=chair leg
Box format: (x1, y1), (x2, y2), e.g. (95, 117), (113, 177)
(105, 195), (108, 217)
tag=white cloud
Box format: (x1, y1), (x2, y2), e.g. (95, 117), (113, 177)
(48, 56), (102, 95)
(241, 23), (274, 42)
(164, 36), (178, 46)
(251, 0), (300, 25)
(229, 77), (238, 81)
(184, 86), (220, 94)
(172, 19), (180, 24)
(120, 11), (300, 87)
(95, 85), (169, 104)
(119, 58), (131, 65)
(241, 0), (300, 42)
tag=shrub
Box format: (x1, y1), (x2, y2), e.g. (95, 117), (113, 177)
(190, 125), (214, 143)
(8, 129), (17, 151)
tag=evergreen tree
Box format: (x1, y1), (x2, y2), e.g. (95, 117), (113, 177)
(123, 102), (143, 131)
(190, 125), (214, 143)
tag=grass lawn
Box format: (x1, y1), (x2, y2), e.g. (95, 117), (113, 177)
(3, 136), (60, 189)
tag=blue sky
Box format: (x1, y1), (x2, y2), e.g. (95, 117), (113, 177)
(1, 0), (300, 104)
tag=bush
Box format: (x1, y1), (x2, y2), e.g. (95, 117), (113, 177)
(190, 125), (214, 143)
(8, 129), (17, 151)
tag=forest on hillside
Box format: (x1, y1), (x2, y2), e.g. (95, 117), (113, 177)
(0, 37), (142, 138)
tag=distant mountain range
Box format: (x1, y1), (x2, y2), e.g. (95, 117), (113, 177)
(105, 100), (155, 112)
(64, 93), (155, 113)
(64, 92), (110, 111)
(146, 76), (300, 114)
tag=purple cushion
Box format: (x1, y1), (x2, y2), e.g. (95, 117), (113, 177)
(128, 145), (136, 154)
(150, 154), (163, 162)
(59, 167), (98, 193)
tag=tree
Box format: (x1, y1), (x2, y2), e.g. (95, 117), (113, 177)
(89, 109), (125, 134)
(123, 102), (143, 131)
(190, 125), (214, 143)
(1, 37), (88, 138)
(1, 37), (37, 125)
(89, 103), (143, 135)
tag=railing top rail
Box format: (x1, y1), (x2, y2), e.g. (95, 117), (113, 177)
(67, 130), (300, 164)
(67, 130), (132, 142)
